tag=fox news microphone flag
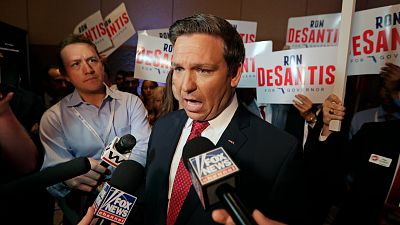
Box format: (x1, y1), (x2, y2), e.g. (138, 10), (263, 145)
(100, 134), (136, 168)
(183, 137), (257, 225)
(0, 157), (91, 194)
(93, 160), (144, 225)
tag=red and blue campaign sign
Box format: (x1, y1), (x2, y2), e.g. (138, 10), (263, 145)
(134, 33), (172, 83)
(286, 4), (400, 75)
(256, 46), (337, 104)
(348, 4), (400, 75)
(286, 13), (340, 49)
(238, 41), (273, 88)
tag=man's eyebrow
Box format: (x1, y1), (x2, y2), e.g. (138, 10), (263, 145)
(171, 62), (217, 68)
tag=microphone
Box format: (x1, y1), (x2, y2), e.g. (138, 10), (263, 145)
(100, 134), (136, 168)
(183, 137), (257, 225)
(92, 160), (144, 225)
(0, 157), (91, 194)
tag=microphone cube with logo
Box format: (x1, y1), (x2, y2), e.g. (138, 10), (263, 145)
(187, 147), (239, 209)
(101, 136), (131, 168)
(93, 182), (137, 224)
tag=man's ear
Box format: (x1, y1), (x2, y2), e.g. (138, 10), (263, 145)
(230, 64), (242, 88)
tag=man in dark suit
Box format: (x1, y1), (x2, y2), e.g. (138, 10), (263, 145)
(306, 87), (400, 224)
(332, 120), (400, 225)
(144, 14), (307, 225)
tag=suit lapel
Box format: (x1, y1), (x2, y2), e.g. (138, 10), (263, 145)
(218, 105), (249, 157)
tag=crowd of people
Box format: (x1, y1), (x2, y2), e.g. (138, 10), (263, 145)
(1, 13), (399, 225)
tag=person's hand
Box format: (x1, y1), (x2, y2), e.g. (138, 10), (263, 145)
(64, 158), (110, 192)
(293, 94), (316, 123)
(380, 63), (400, 97)
(212, 209), (287, 225)
(0, 92), (14, 116)
(321, 94), (346, 136)
(380, 63), (400, 82)
(78, 206), (118, 225)
(78, 206), (95, 225)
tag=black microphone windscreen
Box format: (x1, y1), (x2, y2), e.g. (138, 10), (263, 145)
(0, 157), (91, 193)
(182, 136), (216, 168)
(109, 160), (144, 194)
(115, 134), (136, 154)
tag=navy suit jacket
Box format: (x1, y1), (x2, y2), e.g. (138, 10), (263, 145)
(144, 105), (307, 225)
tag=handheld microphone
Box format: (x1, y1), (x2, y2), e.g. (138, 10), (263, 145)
(183, 137), (257, 225)
(0, 157), (91, 194)
(100, 134), (136, 168)
(93, 160), (144, 225)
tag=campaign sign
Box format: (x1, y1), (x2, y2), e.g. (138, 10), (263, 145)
(138, 28), (169, 39)
(228, 19), (257, 43)
(134, 34), (172, 83)
(102, 3), (136, 57)
(188, 147), (239, 185)
(286, 13), (340, 49)
(96, 186), (137, 224)
(348, 4), (400, 75)
(73, 11), (113, 53)
(239, 41), (273, 88)
(256, 46), (337, 104)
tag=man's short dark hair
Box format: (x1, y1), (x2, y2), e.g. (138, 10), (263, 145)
(57, 34), (100, 74)
(169, 14), (245, 76)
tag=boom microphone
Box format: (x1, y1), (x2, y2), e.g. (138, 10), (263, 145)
(93, 160), (144, 225)
(100, 134), (136, 168)
(0, 157), (91, 194)
(183, 137), (257, 225)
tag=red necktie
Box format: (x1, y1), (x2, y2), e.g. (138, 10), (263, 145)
(259, 106), (266, 120)
(166, 121), (210, 225)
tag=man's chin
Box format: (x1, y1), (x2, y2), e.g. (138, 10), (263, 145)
(185, 110), (206, 121)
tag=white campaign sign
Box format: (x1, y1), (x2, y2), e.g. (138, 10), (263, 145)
(73, 11), (113, 53)
(138, 28), (170, 39)
(239, 41), (273, 88)
(134, 34), (172, 83)
(227, 19), (257, 43)
(102, 3), (136, 57)
(256, 46), (337, 104)
(286, 4), (400, 75)
(286, 13), (341, 49)
(348, 4), (400, 75)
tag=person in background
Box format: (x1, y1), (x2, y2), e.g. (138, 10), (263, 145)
(150, 86), (165, 125)
(140, 79), (158, 109)
(110, 69), (126, 91)
(120, 71), (139, 96)
(237, 87), (319, 150)
(39, 34), (151, 224)
(349, 63), (400, 138)
(159, 70), (183, 118)
(42, 64), (73, 109)
(144, 13), (307, 225)
(304, 62), (400, 224)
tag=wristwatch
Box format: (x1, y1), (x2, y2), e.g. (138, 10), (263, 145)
(306, 112), (317, 124)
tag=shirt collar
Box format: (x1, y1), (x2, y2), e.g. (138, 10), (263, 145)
(65, 83), (120, 107)
(377, 105), (400, 120)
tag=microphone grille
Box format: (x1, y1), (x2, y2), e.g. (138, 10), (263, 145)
(109, 160), (144, 194)
(115, 134), (136, 154)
